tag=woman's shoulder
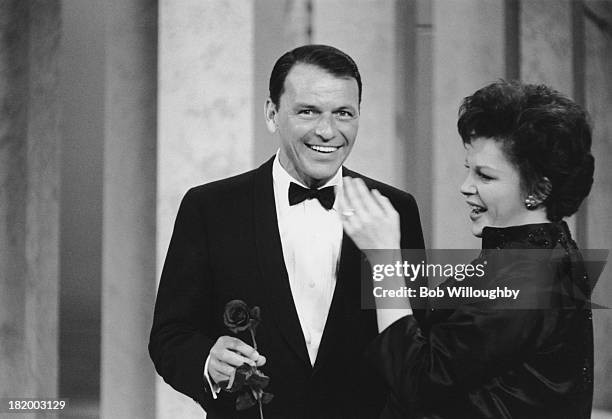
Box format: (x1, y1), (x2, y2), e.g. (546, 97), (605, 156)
(481, 221), (573, 250)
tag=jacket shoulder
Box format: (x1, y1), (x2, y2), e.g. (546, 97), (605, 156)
(344, 167), (425, 249)
(344, 168), (417, 206)
(184, 168), (258, 203)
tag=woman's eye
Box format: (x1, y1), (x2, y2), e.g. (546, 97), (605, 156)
(477, 172), (493, 181)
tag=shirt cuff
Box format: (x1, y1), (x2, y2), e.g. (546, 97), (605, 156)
(203, 354), (221, 399)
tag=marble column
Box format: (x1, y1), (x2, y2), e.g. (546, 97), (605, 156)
(312, 0), (404, 188)
(401, 0), (434, 245)
(520, 0), (580, 235)
(520, 0), (573, 90)
(431, 0), (505, 248)
(254, 0), (312, 164)
(157, 1), (255, 417)
(0, 0), (61, 412)
(100, 1), (157, 418)
(58, 0), (104, 410)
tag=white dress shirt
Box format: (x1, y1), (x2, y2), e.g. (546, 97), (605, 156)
(272, 153), (343, 365)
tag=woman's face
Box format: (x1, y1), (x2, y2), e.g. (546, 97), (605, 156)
(460, 137), (538, 237)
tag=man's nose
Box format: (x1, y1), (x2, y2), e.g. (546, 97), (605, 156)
(314, 114), (335, 140)
(460, 173), (476, 196)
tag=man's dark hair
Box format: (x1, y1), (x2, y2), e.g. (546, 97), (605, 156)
(268, 44), (362, 107)
(457, 80), (594, 222)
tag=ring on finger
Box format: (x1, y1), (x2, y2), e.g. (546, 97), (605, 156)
(342, 208), (356, 217)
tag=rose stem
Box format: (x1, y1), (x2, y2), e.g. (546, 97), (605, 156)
(257, 390), (264, 419)
(249, 328), (257, 351)
(251, 388), (264, 419)
(249, 326), (262, 417)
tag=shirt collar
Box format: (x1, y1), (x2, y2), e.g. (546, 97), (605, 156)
(481, 221), (569, 249)
(272, 150), (343, 206)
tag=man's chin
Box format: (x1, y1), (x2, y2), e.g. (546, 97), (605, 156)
(301, 163), (343, 186)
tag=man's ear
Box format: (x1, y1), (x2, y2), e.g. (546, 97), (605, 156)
(264, 98), (278, 134)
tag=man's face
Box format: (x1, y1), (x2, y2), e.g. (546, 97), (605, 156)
(265, 63), (360, 188)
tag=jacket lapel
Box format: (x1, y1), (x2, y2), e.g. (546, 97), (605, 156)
(252, 157), (311, 366)
(313, 168), (364, 373)
(312, 231), (360, 374)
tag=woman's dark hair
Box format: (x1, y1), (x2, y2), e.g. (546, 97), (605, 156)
(457, 80), (594, 221)
(269, 44), (362, 107)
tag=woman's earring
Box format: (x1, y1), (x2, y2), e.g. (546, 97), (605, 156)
(524, 195), (539, 210)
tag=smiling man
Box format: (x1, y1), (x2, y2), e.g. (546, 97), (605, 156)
(149, 44), (425, 419)
(265, 60), (359, 187)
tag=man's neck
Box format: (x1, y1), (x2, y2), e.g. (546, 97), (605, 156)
(276, 152), (340, 189)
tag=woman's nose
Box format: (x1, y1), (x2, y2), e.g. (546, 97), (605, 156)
(460, 173), (476, 196)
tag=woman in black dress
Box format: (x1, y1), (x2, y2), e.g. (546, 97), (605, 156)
(340, 80), (595, 418)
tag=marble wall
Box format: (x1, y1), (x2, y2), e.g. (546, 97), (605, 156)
(253, 0), (312, 164)
(59, 2), (158, 418)
(520, 0), (573, 90)
(313, 0), (403, 187)
(100, 1), (158, 418)
(0, 0), (61, 412)
(520, 0), (582, 237)
(59, 0), (105, 406)
(431, 0), (505, 249)
(157, 1), (255, 417)
(584, 1), (612, 409)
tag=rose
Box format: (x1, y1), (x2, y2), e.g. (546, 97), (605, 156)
(221, 300), (272, 418)
(223, 300), (261, 335)
(223, 300), (249, 333)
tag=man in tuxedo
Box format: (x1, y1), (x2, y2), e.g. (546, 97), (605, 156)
(149, 44), (424, 418)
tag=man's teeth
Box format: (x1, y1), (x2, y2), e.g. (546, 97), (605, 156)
(309, 145), (338, 153)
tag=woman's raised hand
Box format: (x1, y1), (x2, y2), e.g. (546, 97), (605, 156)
(338, 177), (401, 250)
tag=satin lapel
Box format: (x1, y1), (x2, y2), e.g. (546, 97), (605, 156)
(252, 157), (311, 366)
(313, 168), (364, 374)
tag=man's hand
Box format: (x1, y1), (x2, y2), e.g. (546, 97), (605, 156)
(208, 336), (266, 386)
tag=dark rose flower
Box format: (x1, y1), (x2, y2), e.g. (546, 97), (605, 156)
(224, 300), (261, 334)
(223, 300), (251, 333)
(222, 300), (271, 418)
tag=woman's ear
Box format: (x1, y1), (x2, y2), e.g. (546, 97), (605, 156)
(532, 176), (552, 204)
(264, 98), (278, 133)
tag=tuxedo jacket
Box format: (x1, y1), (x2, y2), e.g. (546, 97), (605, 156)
(149, 156), (425, 419)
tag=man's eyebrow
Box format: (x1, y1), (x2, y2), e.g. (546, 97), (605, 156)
(333, 104), (358, 112)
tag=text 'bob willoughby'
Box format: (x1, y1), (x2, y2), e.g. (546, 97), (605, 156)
(373, 286), (520, 300)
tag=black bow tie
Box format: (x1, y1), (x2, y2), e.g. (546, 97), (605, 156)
(288, 182), (336, 210)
